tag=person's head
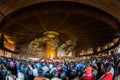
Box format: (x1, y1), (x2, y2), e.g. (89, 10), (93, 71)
(86, 62), (91, 67)
(93, 66), (97, 70)
(60, 71), (66, 80)
(38, 69), (43, 76)
(71, 66), (76, 71)
(44, 72), (50, 78)
(52, 71), (59, 78)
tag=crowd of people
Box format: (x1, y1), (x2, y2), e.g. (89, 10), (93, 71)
(0, 54), (119, 80)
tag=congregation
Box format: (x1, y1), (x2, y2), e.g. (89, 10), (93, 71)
(0, 54), (119, 80)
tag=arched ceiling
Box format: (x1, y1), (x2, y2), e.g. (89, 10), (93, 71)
(0, 0), (120, 51)
(0, 0), (120, 22)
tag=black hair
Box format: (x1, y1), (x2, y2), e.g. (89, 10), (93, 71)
(38, 69), (43, 76)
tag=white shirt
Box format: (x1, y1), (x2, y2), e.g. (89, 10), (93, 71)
(6, 75), (14, 80)
(42, 66), (49, 75)
(16, 72), (24, 80)
(33, 68), (38, 77)
(51, 77), (62, 80)
(49, 64), (53, 70)
(16, 78), (24, 80)
(110, 67), (114, 76)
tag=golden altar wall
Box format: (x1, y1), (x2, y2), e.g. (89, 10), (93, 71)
(44, 31), (59, 59)
(46, 41), (56, 59)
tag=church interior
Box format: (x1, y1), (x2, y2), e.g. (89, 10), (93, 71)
(0, 0), (120, 80)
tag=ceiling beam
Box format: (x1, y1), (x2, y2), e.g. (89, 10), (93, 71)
(5, 30), (29, 35)
(0, 11), (4, 23)
(65, 20), (96, 31)
(33, 11), (47, 31)
(17, 22), (37, 32)
(55, 14), (70, 30)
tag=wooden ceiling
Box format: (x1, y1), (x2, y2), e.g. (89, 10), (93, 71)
(0, 1), (120, 51)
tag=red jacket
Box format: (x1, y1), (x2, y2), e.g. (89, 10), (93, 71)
(99, 72), (113, 80)
(81, 74), (94, 80)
